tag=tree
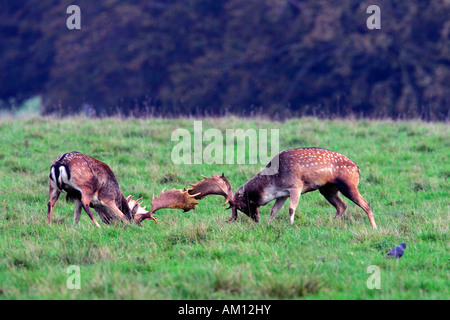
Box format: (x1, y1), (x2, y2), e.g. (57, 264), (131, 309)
(0, 0), (448, 120)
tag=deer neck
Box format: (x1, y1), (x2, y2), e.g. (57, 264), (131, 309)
(240, 175), (274, 206)
(245, 173), (291, 206)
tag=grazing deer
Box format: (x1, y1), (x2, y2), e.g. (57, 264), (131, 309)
(47, 152), (149, 227)
(187, 148), (377, 229)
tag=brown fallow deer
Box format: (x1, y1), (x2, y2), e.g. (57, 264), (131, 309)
(186, 148), (377, 229)
(47, 152), (154, 227)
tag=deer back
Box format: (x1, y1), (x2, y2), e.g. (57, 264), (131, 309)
(236, 148), (361, 205)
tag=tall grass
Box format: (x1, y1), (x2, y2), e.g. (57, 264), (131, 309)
(0, 117), (448, 299)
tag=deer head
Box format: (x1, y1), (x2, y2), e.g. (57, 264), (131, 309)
(232, 186), (260, 222)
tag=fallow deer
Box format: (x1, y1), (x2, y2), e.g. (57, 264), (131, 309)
(47, 152), (150, 227)
(187, 148), (377, 229)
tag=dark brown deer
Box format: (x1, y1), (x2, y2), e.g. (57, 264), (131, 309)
(47, 152), (150, 227)
(187, 148), (377, 229)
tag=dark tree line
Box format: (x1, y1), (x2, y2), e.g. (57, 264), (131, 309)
(0, 0), (449, 120)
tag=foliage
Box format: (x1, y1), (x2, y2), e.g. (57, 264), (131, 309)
(0, 1), (449, 119)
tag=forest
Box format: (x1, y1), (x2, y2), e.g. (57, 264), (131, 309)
(1, 0), (449, 120)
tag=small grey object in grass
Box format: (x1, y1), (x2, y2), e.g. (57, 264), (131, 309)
(387, 242), (406, 259)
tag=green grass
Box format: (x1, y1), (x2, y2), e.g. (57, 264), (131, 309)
(0, 116), (448, 299)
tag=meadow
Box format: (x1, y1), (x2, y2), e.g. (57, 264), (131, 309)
(0, 117), (448, 299)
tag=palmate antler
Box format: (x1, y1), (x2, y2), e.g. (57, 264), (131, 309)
(188, 173), (234, 207)
(188, 173), (238, 222)
(136, 174), (235, 225)
(126, 195), (148, 219)
(134, 188), (199, 225)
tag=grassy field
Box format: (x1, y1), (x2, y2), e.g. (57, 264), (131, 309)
(0, 117), (448, 300)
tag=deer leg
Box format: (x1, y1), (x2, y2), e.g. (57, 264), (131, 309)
(337, 183), (377, 229)
(101, 199), (130, 223)
(319, 185), (347, 219)
(288, 188), (302, 224)
(252, 206), (261, 222)
(80, 194), (101, 228)
(80, 202), (101, 228)
(47, 186), (61, 226)
(268, 196), (288, 223)
(73, 200), (82, 226)
(226, 206), (238, 223)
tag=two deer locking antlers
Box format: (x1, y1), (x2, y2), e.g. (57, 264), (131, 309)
(47, 149), (377, 229)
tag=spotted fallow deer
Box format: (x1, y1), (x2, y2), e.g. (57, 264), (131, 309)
(187, 148), (377, 229)
(47, 152), (152, 227)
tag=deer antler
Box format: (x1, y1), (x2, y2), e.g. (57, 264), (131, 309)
(188, 173), (234, 207)
(126, 195), (158, 224)
(126, 195), (145, 218)
(135, 188), (199, 225)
